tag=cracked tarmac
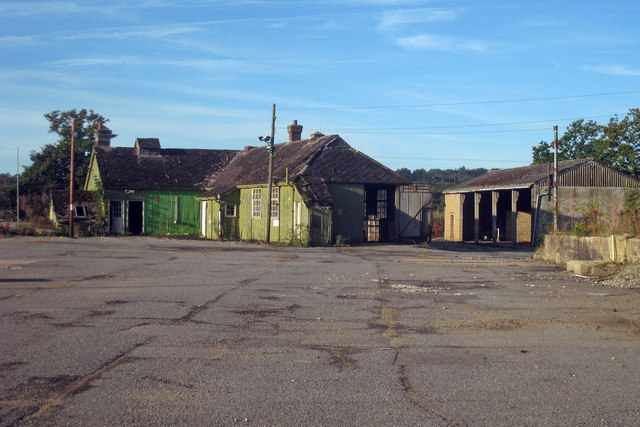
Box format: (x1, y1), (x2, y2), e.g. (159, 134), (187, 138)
(1, 237), (639, 426)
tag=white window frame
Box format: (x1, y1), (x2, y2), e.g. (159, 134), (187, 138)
(271, 187), (279, 219)
(225, 203), (237, 218)
(251, 189), (262, 219)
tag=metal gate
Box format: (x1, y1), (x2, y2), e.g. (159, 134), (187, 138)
(397, 185), (433, 241)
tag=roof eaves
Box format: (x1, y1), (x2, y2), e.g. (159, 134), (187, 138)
(444, 183), (532, 194)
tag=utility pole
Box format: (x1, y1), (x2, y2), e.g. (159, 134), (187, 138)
(265, 104), (276, 243)
(69, 119), (75, 238)
(553, 125), (558, 232)
(16, 147), (19, 230)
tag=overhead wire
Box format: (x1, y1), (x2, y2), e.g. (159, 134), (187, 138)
(276, 114), (615, 135)
(280, 90), (640, 111)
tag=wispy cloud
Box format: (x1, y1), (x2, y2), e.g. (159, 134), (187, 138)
(0, 35), (38, 47)
(583, 64), (640, 77)
(396, 34), (489, 54)
(57, 25), (202, 41)
(378, 8), (457, 31)
(0, 2), (86, 17)
(46, 57), (142, 67)
(43, 56), (299, 75)
(0, 0), (177, 17)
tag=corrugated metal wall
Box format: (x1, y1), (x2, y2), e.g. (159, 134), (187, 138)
(539, 161), (638, 187)
(144, 190), (200, 235)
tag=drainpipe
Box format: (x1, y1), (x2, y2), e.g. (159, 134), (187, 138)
(532, 191), (549, 248)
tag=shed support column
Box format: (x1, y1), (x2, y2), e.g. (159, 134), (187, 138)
(458, 194), (465, 242)
(474, 192), (481, 244)
(492, 191), (499, 243)
(511, 190), (519, 246)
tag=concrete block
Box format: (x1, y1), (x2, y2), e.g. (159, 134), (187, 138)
(566, 260), (603, 275)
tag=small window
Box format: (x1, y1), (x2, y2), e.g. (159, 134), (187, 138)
(75, 205), (88, 217)
(376, 189), (387, 219)
(252, 189), (262, 218)
(271, 187), (279, 219)
(225, 204), (237, 217)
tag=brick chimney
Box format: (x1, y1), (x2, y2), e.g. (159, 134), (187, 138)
(94, 123), (117, 147)
(287, 120), (303, 142)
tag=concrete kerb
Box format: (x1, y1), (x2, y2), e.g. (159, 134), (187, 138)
(538, 235), (640, 265)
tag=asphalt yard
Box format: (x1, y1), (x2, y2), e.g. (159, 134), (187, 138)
(1, 237), (639, 426)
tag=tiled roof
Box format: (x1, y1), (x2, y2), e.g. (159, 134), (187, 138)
(94, 146), (239, 190)
(200, 135), (408, 207)
(444, 158), (591, 193)
(136, 138), (160, 150)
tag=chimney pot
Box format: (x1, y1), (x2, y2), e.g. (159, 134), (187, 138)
(287, 120), (303, 143)
(95, 125), (117, 147)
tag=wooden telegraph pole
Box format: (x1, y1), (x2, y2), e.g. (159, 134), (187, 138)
(69, 119), (75, 238)
(265, 104), (276, 243)
(553, 125), (558, 232)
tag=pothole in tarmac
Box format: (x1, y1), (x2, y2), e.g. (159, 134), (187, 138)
(389, 279), (498, 294)
(301, 344), (360, 370)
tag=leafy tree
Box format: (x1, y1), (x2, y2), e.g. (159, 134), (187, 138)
(602, 108), (640, 178)
(532, 109), (640, 178)
(396, 167), (412, 180)
(21, 109), (108, 189)
(532, 119), (604, 164)
(0, 173), (16, 185)
(395, 166), (488, 211)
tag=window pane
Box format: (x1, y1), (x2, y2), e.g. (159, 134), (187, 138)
(376, 189), (387, 219)
(271, 187), (279, 219)
(252, 189), (262, 218)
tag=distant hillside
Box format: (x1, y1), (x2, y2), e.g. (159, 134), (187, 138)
(395, 167), (489, 211)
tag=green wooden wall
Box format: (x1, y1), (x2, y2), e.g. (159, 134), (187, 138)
(236, 184), (310, 242)
(328, 183), (365, 244)
(203, 184), (319, 243)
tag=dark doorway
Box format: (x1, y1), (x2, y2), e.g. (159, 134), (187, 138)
(364, 185), (394, 242)
(128, 201), (143, 235)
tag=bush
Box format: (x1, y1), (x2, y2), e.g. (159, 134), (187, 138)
(570, 197), (604, 237)
(570, 221), (590, 237)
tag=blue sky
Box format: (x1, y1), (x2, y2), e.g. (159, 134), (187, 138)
(1, 0), (639, 175)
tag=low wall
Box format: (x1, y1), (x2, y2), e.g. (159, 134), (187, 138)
(538, 235), (640, 263)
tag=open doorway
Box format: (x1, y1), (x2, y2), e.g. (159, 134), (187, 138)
(128, 201), (143, 235)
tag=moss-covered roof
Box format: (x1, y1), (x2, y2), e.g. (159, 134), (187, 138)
(200, 135), (408, 208)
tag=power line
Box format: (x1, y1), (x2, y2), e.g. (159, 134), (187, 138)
(336, 127), (550, 136)
(276, 112), (624, 136)
(311, 114), (614, 132)
(281, 90), (640, 111)
(375, 155), (524, 164)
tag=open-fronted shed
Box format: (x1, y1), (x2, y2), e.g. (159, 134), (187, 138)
(443, 159), (639, 244)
